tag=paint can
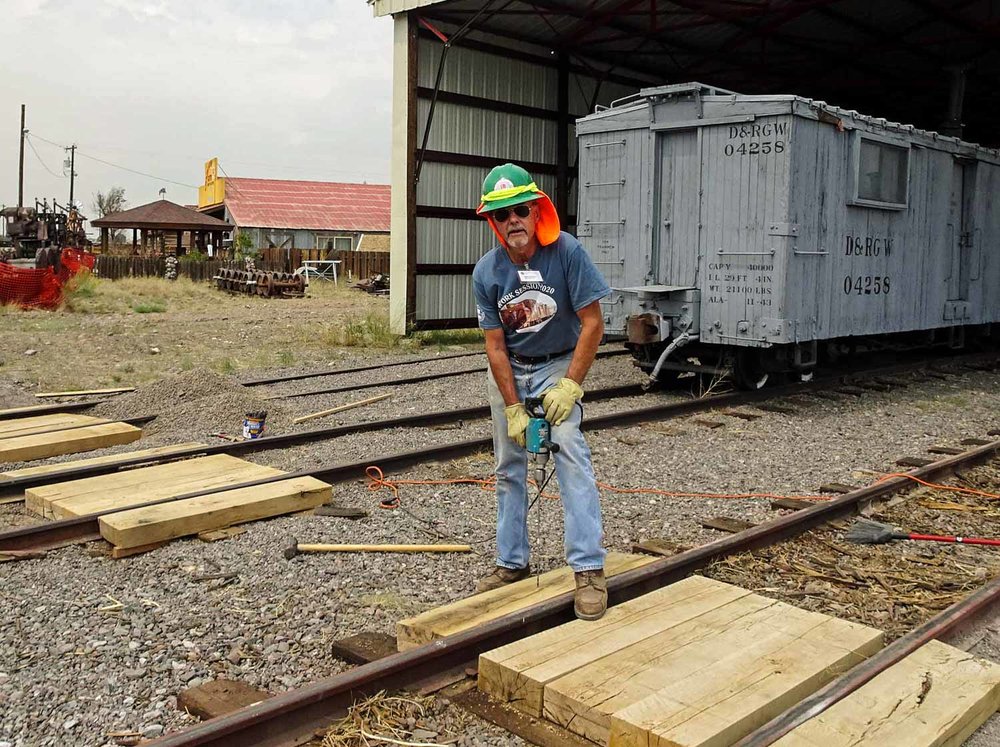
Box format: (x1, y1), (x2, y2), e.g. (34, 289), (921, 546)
(242, 410), (267, 440)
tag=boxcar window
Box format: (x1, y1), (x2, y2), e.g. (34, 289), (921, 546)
(857, 138), (909, 206)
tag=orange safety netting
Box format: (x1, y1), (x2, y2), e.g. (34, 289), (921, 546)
(0, 248), (96, 309)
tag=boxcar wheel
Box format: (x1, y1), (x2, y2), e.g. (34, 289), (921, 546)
(733, 350), (769, 390)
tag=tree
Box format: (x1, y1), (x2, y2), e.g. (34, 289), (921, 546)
(93, 187), (127, 244)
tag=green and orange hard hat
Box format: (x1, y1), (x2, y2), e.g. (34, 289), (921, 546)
(477, 163), (561, 247)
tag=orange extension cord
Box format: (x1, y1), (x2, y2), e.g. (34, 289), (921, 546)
(365, 465), (1000, 510)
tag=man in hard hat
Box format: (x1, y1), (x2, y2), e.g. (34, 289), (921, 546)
(472, 163), (610, 621)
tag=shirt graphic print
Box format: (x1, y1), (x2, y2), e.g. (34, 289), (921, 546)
(498, 282), (558, 333)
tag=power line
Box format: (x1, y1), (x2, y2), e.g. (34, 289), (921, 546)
(28, 132), (198, 189)
(24, 136), (66, 179)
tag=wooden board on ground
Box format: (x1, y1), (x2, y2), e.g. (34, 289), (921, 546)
(773, 639), (1000, 747)
(0, 422), (142, 464)
(330, 632), (399, 665)
(396, 552), (657, 652)
(177, 679), (271, 720)
(0, 413), (108, 440)
(479, 576), (883, 746)
(99, 476), (331, 549)
(455, 688), (596, 747)
(25, 454), (283, 519)
(0, 442), (207, 504)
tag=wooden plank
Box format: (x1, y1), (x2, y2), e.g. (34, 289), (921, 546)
(479, 576), (751, 717)
(99, 476), (332, 549)
(701, 516), (756, 533)
(0, 422), (141, 464)
(722, 410), (761, 421)
(0, 413), (106, 440)
(0, 403), (95, 418)
(547, 594), (882, 745)
(397, 552), (657, 652)
(962, 438), (992, 446)
(177, 679), (271, 721)
(772, 640), (1000, 747)
(693, 418), (725, 429)
(0, 442), (206, 483)
(27, 455), (282, 519)
(35, 387), (135, 398)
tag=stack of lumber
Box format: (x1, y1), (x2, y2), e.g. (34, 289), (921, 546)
(774, 639), (1000, 746)
(22, 454), (331, 555)
(0, 412), (141, 463)
(0, 442), (206, 503)
(396, 552), (657, 651)
(478, 575), (885, 746)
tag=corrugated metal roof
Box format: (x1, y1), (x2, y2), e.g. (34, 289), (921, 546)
(223, 178), (390, 232)
(371, 0), (447, 18)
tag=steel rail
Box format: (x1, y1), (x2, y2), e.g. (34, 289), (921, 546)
(735, 573), (1000, 746)
(145, 438), (1000, 747)
(261, 349), (631, 400)
(262, 364), (489, 400)
(241, 351), (483, 387)
(3, 352), (997, 552)
(0, 383), (646, 496)
(0, 399), (108, 421)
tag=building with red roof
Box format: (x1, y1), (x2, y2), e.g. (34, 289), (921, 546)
(196, 159), (390, 253)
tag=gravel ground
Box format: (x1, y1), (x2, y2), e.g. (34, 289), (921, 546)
(2, 360), (1000, 745)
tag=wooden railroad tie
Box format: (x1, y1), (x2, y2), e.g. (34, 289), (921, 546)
(834, 386), (866, 396)
(632, 538), (692, 557)
(770, 497), (820, 511)
(700, 516), (756, 533)
(693, 418), (725, 429)
(896, 456), (935, 468)
(722, 410), (762, 421)
(818, 482), (858, 494)
(756, 403), (797, 415)
(961, 438), (991, 446)
(927, 445), (965, 455)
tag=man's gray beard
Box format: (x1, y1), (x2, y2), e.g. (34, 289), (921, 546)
(507, 232), (530, 250)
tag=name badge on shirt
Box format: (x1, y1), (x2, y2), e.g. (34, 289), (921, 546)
(518, 269), (543, 283)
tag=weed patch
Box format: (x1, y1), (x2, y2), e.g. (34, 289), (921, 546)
(133, 300), (166, 313)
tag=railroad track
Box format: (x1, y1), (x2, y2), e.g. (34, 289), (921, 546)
(2, 351), (998, 554)
(135, 437), (1000, 747)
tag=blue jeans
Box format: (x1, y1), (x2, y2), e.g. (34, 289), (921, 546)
(487, 354), (606, 573)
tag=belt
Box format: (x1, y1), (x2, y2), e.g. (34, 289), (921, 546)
(509, 348), (574, 364)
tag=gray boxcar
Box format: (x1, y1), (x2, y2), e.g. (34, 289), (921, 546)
(576, 83), (1000, 387)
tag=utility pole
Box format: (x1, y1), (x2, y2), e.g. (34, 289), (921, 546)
(66, 144), (77, 207)
(18, 104), (25, 208)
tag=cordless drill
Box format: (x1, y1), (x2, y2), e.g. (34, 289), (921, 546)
(524, 397), (560, 484)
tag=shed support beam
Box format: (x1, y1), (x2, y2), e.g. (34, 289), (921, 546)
(390, 12), (418, 335)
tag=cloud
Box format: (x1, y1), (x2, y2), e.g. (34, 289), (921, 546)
(0, 0), (394, 209)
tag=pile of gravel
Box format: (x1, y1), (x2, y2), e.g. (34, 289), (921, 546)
(93, 369), (292, 440)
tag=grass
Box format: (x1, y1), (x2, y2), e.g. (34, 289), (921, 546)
(133, 300), (167, 313)
(322, 311), (401, 349)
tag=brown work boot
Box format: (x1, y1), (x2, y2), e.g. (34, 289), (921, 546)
(475, 565), (531, 593)
(574, 569), (607, 621)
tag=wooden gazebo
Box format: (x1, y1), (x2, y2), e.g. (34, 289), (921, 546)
(91, 199), (233, 255)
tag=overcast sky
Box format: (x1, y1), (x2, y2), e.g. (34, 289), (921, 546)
(0, 0), (393, 215)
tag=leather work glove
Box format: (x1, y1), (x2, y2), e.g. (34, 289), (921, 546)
(504, 403), (530, 447)
(541, 378), (584, 426)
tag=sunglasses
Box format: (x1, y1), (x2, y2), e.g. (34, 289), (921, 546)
(490, 204), (532, 223)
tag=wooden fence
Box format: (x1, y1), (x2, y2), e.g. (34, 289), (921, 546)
(260, 248), (390, 279)
(93, 250), (390, 282)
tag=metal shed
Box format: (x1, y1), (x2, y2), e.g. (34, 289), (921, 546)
(370, 0), (1000, 334)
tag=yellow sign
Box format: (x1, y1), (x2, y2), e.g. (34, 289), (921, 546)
(198, 157), (225, 208)
(204, 157), (218, 185)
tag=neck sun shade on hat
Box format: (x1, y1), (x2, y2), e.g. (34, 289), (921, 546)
(477, 163), (561, 248)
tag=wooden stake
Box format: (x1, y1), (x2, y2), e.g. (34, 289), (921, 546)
(35, 387), (135, 398)
(292, 393), (393, 424)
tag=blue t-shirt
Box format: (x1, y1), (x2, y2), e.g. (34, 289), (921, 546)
(472, 231), (610, 356)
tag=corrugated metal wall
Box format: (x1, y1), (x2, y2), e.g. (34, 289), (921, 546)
(396, 22), (642, 330)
